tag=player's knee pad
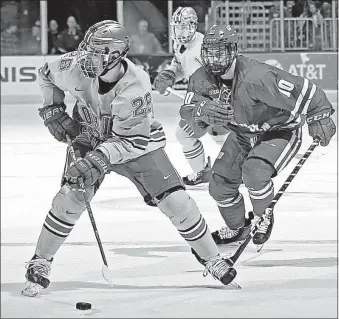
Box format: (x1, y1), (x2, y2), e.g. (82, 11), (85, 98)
(242, 157), (275, 191)
(50, 184), (95, 224)
(157, 190), (200, 229)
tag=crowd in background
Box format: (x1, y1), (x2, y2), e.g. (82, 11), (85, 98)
(1, 14), (84, 55)
(1, 0), (337, 56)
(269, 0), (337, 50)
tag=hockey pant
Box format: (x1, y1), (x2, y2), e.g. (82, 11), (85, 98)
(209, 129), (302, 229)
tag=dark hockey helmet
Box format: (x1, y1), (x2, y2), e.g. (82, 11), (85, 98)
(170, 7), (198, 44)
(77, 20), (131, 78)
(201, 24), (238, 76)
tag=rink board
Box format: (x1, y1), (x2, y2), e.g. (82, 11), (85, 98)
(1, 93), (338, 318)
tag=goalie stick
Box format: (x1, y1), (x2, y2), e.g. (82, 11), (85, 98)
(66, 135), (114, 287)
(225, 137), (320, 269)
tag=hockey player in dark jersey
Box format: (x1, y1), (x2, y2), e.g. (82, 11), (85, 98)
(180, 24), (336, 248)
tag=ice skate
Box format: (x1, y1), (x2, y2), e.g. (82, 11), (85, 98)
(182, 157), (212, 188)
(253, 211), (274, 252)
(203, 254), (240, 287)
(212, 212), (254, 245)
(21, 255), (52, 297)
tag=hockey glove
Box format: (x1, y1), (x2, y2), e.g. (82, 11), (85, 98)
(153, 70), (176, 94)
(67, 150), (110, 190)
(194, 100), (234, 128)
(307, 108), (336, 146)
(39, 104), (80, 142)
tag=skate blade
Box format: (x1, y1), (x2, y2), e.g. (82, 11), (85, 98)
(229, 281), (241, 289)
(102, 265), (114, 287)
(21, 290), (39, 297)
(21, 286), (41, 297)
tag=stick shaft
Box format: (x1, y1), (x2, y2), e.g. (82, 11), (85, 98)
(66, 136), (108, 266)
(165, 87), (186, 100)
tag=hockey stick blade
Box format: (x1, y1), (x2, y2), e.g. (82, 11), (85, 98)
(102, 265), (114, 287)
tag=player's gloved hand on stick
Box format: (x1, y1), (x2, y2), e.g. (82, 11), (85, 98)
(67, 150), (110, 189)
(194, 100), (234, 127)
(39, 104), (80, 142)
(153, 70), (176, 94)
(307, 108), (336, 146)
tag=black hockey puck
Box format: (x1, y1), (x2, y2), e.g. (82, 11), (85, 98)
(222, 267), (237, 286)
(76, 302), (91, 310)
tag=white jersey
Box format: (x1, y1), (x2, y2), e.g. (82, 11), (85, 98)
(168, 32), (204, 82)
(38, 52), (166, 164)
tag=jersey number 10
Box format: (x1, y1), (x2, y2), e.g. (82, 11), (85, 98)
(278, 79), (294, 97)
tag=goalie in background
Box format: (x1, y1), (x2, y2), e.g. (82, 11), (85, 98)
(181, 24), (335, 248)
(154, 7), (228, 188)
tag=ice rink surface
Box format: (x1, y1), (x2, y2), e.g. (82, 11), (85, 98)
(1, 92), (338, 318)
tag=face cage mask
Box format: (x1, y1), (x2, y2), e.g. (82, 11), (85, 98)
(201, 42), (238, 76)
(171, 22), (197, 44)
(77, 41), (126, 78)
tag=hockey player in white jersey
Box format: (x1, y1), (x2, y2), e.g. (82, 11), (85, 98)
(154, 7), (228, 187)
(21, 20), (238, 297)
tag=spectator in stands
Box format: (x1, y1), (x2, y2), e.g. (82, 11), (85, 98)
(21, 20), (41, 55)
(130, 20), (164, 54)
(48, 19), (61, 54)
(268, 2), (280, 48)
(321, 2), (331, 17)
(300, 1), (323, 50)
(320, 2), (332, 48)
(1, 22), (18, 55)
(31, 20), (41, 53)
(57, 16), (84, 53)
(284, 1), (295, 48)
(285, 1), (294, 17)
(268, 2), (280, 20)
(291, 0), (305, 17)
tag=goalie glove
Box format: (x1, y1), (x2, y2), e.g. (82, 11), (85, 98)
(153, 70), (176, 94)
(67, 150), (110, 190)
(307, 108), (336, 146)
(194, 100), (234, 128)
(39, 104), (80, 142)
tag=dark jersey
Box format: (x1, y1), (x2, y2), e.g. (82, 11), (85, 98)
(182, 55), (333, 136)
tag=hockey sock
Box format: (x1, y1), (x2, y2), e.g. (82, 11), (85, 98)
(35, 211), (75, 260)
(175, 196), (219, 261)
(183, 140), (206, 173)
(248, 181), (274, 217)
(216, 192), (246, 229)
(178, 215), (219, 261)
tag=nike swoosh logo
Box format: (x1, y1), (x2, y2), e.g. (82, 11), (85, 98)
(66, 210), (77, 215)
(164, 174), (172, 180)
(75, 87), (86, 92)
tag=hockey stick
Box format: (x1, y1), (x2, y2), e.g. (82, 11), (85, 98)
(165, 87), (186, 100)
(65, 135), (114, 287)
(226, 137), (320, 268)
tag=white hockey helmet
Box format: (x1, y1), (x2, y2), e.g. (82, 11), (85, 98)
(77, 20), (131, 78)
(170, 7), (198, 44)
